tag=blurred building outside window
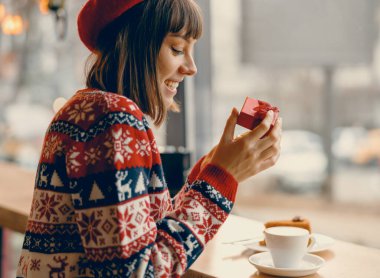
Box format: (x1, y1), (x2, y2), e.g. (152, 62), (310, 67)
(1, 0), (380, 276)
(210, 0), (380, 249)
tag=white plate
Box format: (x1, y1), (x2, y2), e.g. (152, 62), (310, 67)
(249, 252), (325, 277)
(245, 233), (335, 253)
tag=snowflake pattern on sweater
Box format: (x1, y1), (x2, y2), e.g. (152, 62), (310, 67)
(17, 89), (238, 278)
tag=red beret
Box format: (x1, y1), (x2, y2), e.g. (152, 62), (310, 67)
(77, 0), (144, 52)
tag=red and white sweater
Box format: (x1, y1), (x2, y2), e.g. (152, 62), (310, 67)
(17, 89), (238, 277)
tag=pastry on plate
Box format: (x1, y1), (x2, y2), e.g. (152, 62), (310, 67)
(259, 216), (312, 246)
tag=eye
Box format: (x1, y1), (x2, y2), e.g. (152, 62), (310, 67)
(171, 47), (184, 55)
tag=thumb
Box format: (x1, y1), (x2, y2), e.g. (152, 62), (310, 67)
(220, 108), (239, 144)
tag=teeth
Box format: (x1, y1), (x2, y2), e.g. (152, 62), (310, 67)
(165, 80), (179, 90)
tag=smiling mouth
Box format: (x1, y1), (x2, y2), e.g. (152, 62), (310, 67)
(165, 80), (180, 90)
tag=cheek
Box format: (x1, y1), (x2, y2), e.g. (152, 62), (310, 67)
(158, 63), (169, 77)
(157, 53), (177, 79)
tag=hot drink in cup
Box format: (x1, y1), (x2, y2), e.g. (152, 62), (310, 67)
(264, 226), (316, 268)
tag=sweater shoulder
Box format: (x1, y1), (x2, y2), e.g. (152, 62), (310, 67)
(52, 89), (147, 129)
(77, 89), (144, 118)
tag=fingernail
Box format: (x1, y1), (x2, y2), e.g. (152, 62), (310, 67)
(268, 110), (274, 117)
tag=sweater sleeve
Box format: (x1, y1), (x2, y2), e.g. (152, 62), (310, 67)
(68, 106), (238, 277)
(187, 156), (206, 184)
(171, 155), (206, 210)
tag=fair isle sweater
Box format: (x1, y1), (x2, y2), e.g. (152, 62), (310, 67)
(17, 89), (238, 278)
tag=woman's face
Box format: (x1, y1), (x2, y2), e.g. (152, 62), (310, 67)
(157, 32), (198, 108)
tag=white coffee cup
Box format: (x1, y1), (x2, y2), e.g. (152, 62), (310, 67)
(264, 226), (316, 268)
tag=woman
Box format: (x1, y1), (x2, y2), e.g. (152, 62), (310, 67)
(17, 0), (282, 277)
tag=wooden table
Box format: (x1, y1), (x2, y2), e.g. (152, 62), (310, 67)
(185, 215), (380, 277)
(0, 162), (34, 234)
(1, 161), (380, 278)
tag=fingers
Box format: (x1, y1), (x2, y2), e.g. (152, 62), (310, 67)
(258, 118), (282, 163)
(259, 143), (281, 161)
(260, 157), (279, 172)
(275, 117), (282, 135)
(258, 148), (281, 172)
(237, 111), (276, 149)
(254, 117), (282, 151)
(247, 110), (275, 141)
(233, 130), (250, 142)
(220, 108), (239, 144)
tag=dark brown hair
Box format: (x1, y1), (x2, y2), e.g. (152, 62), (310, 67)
(85, 0), (203, 126)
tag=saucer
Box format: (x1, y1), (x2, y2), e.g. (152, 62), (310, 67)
(249, 252), (325, 277)
(246, 233), (335, 253)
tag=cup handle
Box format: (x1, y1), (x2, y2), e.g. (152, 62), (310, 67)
(307, 235), (317, 252)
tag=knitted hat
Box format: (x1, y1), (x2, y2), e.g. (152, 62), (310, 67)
(77, 0), (144, 51)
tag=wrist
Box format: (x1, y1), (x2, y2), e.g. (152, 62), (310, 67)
(197, 163), (238, 202)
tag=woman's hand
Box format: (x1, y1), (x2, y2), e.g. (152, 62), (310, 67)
(204, 108), (282, 183)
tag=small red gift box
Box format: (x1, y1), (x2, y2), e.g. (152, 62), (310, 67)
(237, 97), (279, 135)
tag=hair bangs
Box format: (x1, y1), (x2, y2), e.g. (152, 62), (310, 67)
(169, 0), (203, 39)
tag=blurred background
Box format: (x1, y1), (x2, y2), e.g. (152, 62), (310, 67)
(0, 0), (380, 276)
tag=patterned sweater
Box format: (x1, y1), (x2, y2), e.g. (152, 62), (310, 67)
(17, 89), (238, 277)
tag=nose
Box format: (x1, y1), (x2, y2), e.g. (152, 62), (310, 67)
(180, 54), (197, 76)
